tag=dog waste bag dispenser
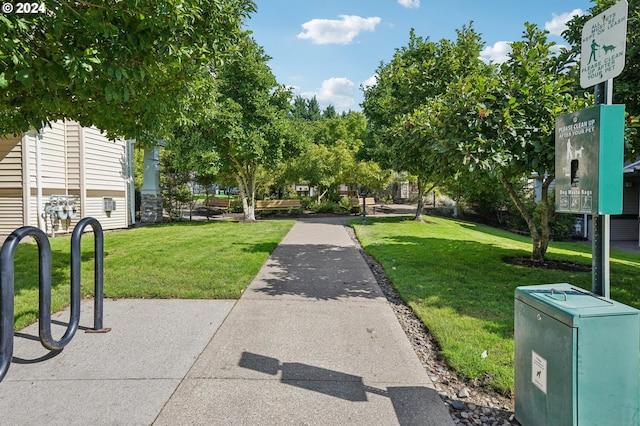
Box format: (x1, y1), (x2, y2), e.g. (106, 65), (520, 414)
(514, 284), (639, 426)
(555, 104), (625, 215)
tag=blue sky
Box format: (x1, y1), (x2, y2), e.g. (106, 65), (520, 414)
(246, 0), (593, 113)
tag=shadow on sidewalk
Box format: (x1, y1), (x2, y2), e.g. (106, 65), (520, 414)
(250, 244), (384, 301)
(239, 351), (444, 426)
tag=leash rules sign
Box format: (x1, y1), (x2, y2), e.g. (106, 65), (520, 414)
(580, 0), (628, 88)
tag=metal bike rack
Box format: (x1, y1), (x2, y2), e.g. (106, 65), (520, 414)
(72, 217), (109, 334)
(0, 217), (108, 382)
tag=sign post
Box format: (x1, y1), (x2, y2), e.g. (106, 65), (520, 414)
(578, 0), (628, 298)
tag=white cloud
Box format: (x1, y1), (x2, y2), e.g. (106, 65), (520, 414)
(398, 0), (420, 8)
(297, 15), (381, 45)
(361, 75), (378, 89)
(480, 41), (512, 64)
(545, 9), (584, 36)
(301, 77), (356, 112)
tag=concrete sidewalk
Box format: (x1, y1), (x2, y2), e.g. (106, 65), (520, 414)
(0, 217), (453, 425)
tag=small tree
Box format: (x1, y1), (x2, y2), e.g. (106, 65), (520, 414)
(186, 36), (303, 221)
(362, 26), (486, 221)
(160, 150), (193, 221)
(427, 24), (590, 261)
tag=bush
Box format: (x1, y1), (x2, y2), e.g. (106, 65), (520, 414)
(338, 197), (353, 213)
(299, 196), (315, 210)
(229, 198), (243, 213)
(506, 194), (576, 241)
(310, 200), (347, 214)
(533, 195), (576, 241)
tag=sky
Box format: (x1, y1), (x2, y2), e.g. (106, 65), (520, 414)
(245, 0), (594, 113)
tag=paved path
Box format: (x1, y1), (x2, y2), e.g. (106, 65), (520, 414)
(0, 217), (453, 425)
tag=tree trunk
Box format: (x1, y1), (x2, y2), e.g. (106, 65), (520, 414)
(499, 175), (544, 262)
(317, 188), (328, 203)
(537, 175), (554, 259)
(415, 177), (425, 222)
(415, 176), (438, 222)
(235, 162), (258, 222)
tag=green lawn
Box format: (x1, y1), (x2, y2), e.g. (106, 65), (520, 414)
(11, 220), (294, 331)
(352, 215), (640, 395)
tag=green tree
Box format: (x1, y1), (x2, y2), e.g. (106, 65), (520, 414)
(290, 96), (322, 122)
(201, 36), (302, 221)
(289, 142), (349, 202)
(160, 149), (194, 222)
(429, 24), (590, 261)
(0, 0), (254, 142)
(284, 111), (383, 201)
(362, 26), (486, 221)
(322, 105), (338, 119)
(165, 124), (221, 217)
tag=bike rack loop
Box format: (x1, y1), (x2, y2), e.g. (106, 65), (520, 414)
(0, 218), (108, 382)
(0, 226), (63, 382)
(71, 217), (109, 334)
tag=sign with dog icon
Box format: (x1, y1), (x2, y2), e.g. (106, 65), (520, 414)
(580, 1), (628, 88)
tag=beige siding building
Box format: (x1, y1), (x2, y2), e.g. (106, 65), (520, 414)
(0, 121), (132, 240)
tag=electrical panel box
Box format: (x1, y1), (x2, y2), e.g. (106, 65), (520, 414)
(103, 197), (116, 213)
(555, 104), (625, 215)
(515, 283), (639, 426)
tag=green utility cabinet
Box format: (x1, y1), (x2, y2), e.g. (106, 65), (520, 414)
(514, 284), (639, 426)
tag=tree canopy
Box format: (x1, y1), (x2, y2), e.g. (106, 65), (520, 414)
(362, 25), (487, 220)
(168, 35), (302, 221)
(431, 24), (590, 260)
(0, 0), (255, 142)
(362, 22), (592, 260)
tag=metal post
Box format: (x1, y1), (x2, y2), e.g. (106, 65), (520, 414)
(362, 196), (367, 225)
(592, 80), (612, 298)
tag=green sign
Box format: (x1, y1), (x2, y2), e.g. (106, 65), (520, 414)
(555, 104), (625, 214)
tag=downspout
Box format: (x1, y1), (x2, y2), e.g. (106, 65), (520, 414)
(35, 129), (44, 232)
(127, 139), (136, 226)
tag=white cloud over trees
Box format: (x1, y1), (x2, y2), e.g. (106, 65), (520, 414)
(297, 15), (381, 45)
(480, 41), (512, 64)
(545, 9), (584, 36)
(301, 77), (356, 112)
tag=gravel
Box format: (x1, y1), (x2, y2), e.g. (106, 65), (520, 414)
(346, 225), (521, 426)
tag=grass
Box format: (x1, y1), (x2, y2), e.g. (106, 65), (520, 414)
(11, 220), (294, 331)
(352, 215), (640, 395)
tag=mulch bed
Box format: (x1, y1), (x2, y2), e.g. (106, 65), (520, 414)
(502, 256), (591, 272)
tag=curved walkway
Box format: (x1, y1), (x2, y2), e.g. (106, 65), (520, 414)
(0, 217), (453, 425)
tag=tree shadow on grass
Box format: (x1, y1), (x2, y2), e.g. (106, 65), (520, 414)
(364, 233), (595, 341)
(239, 241), (280, 254)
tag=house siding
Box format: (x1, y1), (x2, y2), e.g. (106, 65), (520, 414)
(81, 126), (128, 230)
(0, 135), (25, 235)
(0, 121), (129, 241)
(610, 184), (640, 241)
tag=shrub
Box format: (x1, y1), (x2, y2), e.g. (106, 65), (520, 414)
(299, 196), (315, 210)
(229, 198), (243, 213)
(338, 197), (353, 213)
(310, 200), (345, 214)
